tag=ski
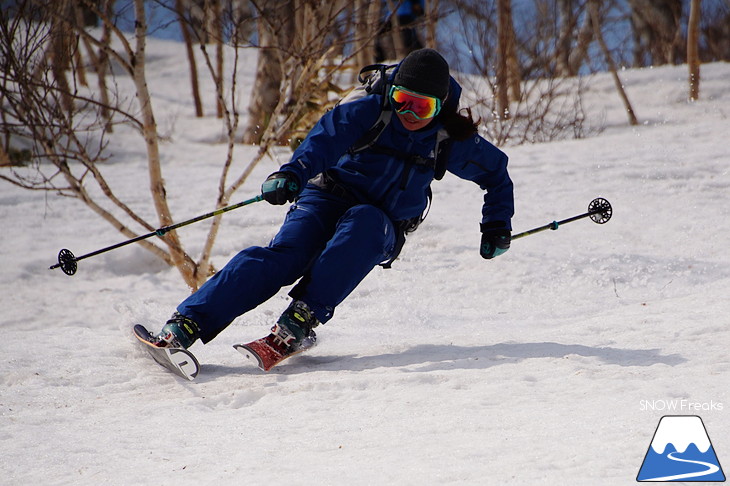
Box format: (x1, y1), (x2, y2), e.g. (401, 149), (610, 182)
(133, 324), (200, 381)
(233, 333), (316, 372)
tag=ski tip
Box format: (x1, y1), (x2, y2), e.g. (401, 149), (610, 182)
(133, 324), (156, 344)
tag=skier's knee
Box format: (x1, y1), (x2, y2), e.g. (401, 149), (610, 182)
(341, 205), (391, 235)
(338, 204), (396, 254)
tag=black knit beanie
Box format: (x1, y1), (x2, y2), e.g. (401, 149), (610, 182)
(393, 48), (450, 100)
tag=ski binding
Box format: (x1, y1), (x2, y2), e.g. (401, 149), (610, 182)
(133, 324), (200, 380)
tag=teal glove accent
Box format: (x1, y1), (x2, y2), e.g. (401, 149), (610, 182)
(480, 222), (511, 260)
(261, 171), (300, 205)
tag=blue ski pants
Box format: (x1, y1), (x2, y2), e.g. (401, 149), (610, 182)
(177, 188), (397, 343)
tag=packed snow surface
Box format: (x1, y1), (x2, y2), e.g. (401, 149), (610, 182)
(1, 38), (728, 485)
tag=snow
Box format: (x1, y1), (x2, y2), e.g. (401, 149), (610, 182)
(2, 37), (729, 485)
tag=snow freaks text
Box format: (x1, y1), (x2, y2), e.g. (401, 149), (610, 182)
(639, 399), (724, 412)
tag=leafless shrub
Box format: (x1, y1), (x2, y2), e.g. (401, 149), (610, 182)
(447, 1), (603, 146)
(460, 73), (599, 146)
(0, 0), (205, 287)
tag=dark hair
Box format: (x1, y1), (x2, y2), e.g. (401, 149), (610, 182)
(438, 105), (480, 141)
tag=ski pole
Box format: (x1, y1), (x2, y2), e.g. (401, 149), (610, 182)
(512, 197), (612, 240)
(50, 194), (264, 276)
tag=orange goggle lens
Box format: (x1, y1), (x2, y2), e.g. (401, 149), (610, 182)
(390, 85), (442, 120)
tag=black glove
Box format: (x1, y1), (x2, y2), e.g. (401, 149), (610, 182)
(261, 171), (300, 205)
(480, 221), (511, 259)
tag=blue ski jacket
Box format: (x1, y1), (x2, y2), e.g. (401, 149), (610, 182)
(278, 77), (514, 229)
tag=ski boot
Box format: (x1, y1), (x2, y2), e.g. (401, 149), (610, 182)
(270, 300), (319, 352)
(153, 312), (200, 349)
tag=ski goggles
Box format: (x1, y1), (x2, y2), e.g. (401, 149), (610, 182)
(389, 85), (443, 120)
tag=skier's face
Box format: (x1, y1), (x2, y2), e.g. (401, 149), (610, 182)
(390, 85), (441, 131)
(396, 111), (433, 131)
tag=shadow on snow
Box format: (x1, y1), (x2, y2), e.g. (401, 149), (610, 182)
(200, 341), (685, 377)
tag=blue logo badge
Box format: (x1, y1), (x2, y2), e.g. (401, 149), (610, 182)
(637, 415), (725, 482)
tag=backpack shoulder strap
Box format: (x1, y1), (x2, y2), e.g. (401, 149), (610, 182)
(348, 109), (393, 155)
(358, 64), (392, 84)
(433, 128), (452, 181)
(346, 64), (398, 154)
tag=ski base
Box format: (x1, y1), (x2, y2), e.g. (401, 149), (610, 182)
(233, 333), (316, 372)
(133, 324), (200, 381)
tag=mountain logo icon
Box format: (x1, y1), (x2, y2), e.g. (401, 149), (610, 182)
(637, 415), (725, 482)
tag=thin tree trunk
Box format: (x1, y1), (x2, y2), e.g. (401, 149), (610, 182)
(496, 0), (512, 119)
(213, 0), (224, 119)
(95, 0), (113, 131)
(176, 0), (203, 117)
(424, 0), (439, 48)
(366, 0), (381, 60)
(556, 0), (573, 77)
(569, 6), (594, 75)
(503, 0), (521, 100)
(589, 0), (639, 126)
(354, 0), (379, 67)
(132, 0), (197, 288)
(71, 2), (89, 87)
(351, 0), (382, 72)
(244, 0), (293, 145)
(0, 144), (9, 166)
(49, 0), (74, 113)
(243, 2), (287, 144)
(386, 0), (406, 59)
(687, 0), (701, 101)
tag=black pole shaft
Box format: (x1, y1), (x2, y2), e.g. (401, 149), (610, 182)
(512, 207), (603, 241)
(49, 194), (263, 270)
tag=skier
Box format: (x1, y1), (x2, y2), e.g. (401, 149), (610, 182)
(148, 48), (514, 364)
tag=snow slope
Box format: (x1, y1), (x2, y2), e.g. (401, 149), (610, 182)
(1, 38), (728, 485)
